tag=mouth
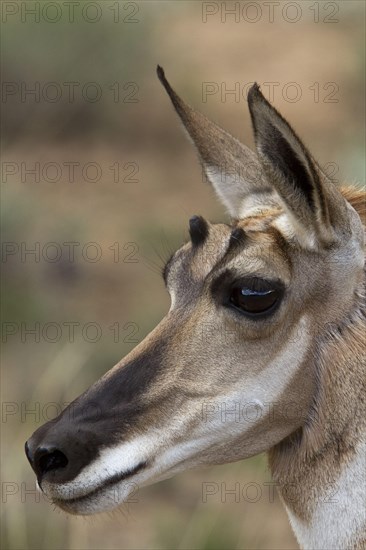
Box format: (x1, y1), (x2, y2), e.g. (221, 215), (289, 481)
(50, 460), (147, 514)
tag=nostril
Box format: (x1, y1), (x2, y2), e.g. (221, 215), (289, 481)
(34, 447), (68, 479)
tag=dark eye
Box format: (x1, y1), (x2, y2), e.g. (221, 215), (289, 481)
(229, 278), (281, 317)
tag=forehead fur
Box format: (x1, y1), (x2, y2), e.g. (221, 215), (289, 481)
(167, 186), (365, 294)
(166, 206), (293, 290)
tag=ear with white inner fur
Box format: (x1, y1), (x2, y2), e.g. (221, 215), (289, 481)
(247, 83), (350, 246)
(157, 66), (273, 218)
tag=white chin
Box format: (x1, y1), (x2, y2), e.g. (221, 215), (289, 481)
(53, 479), (138, 515)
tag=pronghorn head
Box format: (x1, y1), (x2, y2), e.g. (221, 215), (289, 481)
(25, 67), (364, 516)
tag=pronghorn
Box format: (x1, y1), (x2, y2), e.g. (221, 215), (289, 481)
(25, 66), (365, 550)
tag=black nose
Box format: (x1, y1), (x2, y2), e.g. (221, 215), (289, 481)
(25, 422), (100, 484)
(25, 441), (68, 481)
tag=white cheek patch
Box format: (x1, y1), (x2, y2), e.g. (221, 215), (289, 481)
(200, 316), (309, 432)
(135, 316), (310, 482)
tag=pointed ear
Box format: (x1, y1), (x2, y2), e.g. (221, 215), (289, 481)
(247, 84), (349, 246)
(157, 66), (270, 218)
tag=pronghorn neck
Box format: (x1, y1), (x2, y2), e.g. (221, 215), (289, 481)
(268, 287), (366, 550)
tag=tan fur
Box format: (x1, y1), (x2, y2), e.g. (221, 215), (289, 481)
(340, 186), (366, 225)
(26, 70), (366, 549)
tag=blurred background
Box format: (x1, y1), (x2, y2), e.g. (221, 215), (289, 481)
(1, 1), (365, 549)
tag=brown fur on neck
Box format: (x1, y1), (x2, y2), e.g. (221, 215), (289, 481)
(268, 186), (366, 526)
